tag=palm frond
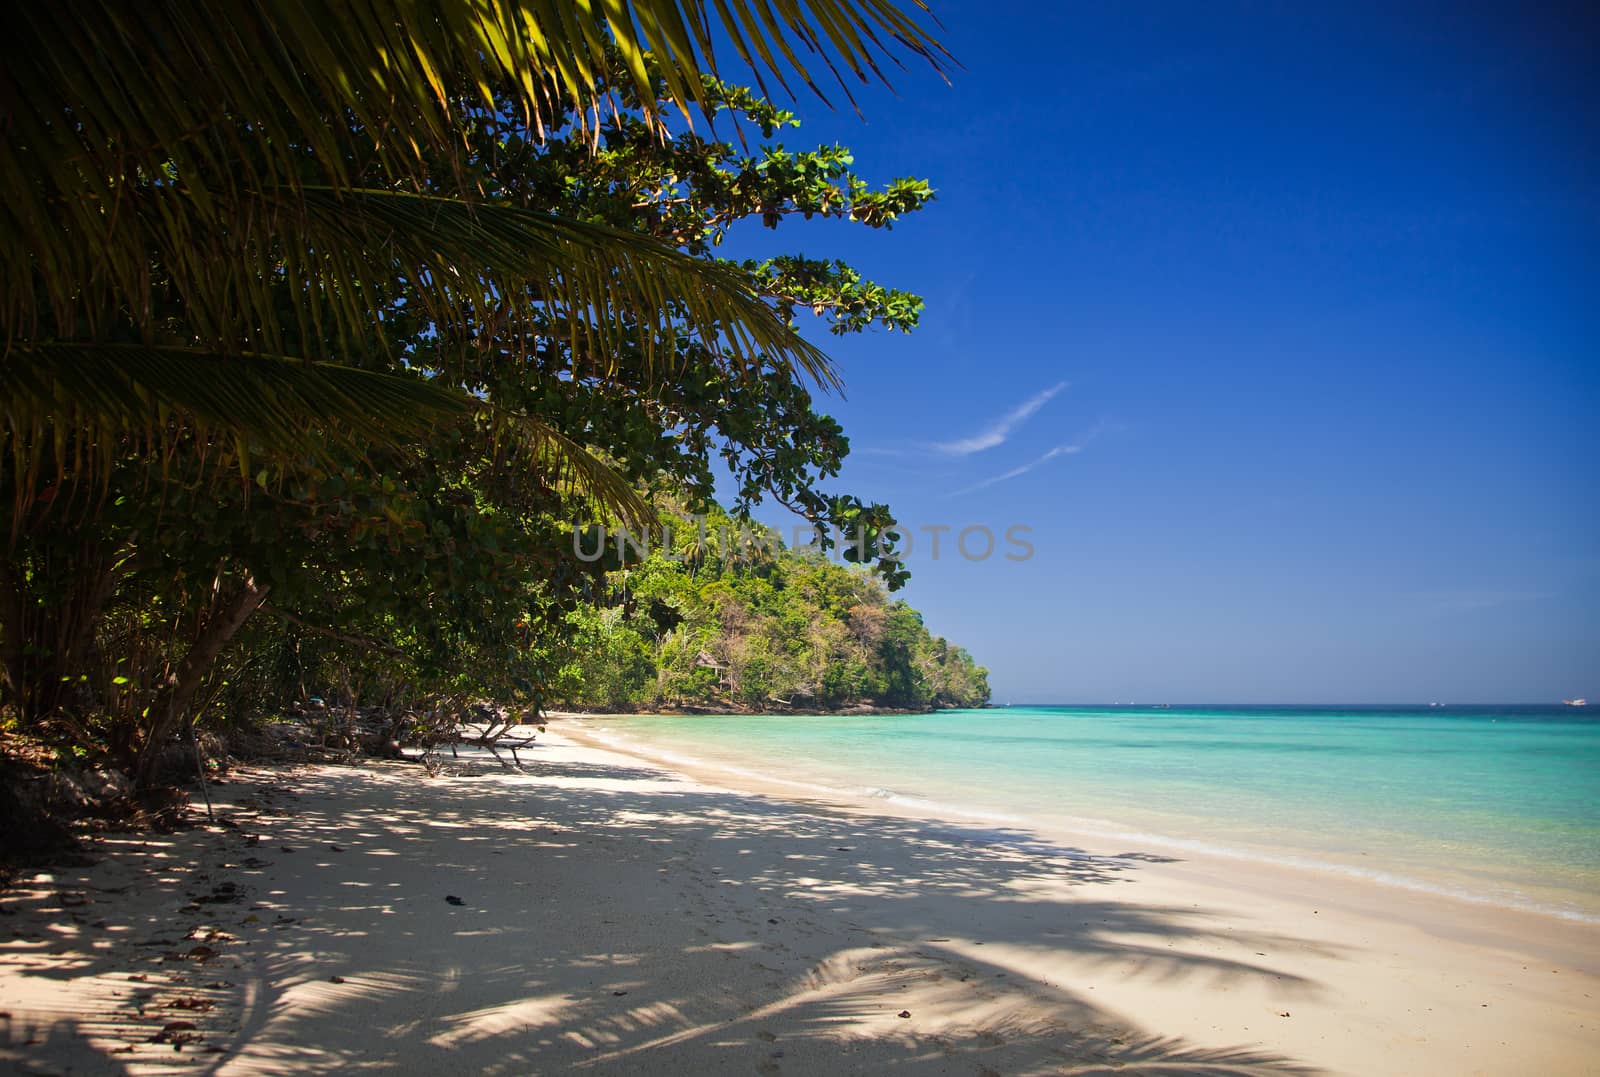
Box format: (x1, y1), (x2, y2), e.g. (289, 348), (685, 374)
(1, 342), (654, 533)
(6, 183), (837, 392)
(295, 187), (837, 390)
(2, 342), (471, 458)
(3, 3), (948, 171)
(481, 408), (657, 534)
(1, 2), (933, 515)
(1, 2), (949, 346)
(0, 341), (451, 527)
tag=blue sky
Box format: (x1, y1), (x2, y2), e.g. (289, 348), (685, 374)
(724, 2), (1597, 703)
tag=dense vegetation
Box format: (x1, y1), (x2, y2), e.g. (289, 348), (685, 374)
(0, 3), (968, 802)
(555, 509), (989, 712)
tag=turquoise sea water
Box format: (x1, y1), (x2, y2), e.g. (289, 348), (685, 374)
(589, 705), (1600, 920)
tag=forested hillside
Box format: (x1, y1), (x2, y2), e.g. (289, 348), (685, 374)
(554, 512), (989, 713)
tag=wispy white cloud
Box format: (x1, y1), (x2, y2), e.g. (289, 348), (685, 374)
(931, 381), (1068, 456)
(956, 443), (1082, 495)
(952, 421), (1111, 495)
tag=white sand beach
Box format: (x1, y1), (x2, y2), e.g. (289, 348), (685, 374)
(2, 724), (1596, 1075)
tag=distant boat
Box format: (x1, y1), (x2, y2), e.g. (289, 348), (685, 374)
(1563, 699), (1588, 707)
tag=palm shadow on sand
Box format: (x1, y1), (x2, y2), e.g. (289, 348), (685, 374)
(2, 748), (1333, 1074)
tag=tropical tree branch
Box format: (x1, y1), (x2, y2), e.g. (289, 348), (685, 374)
(262, 604), (408, 660)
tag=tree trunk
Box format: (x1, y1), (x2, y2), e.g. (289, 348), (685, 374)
(135, 572), (269, 789)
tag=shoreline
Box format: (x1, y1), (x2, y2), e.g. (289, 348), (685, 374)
(551, 717), (1600, 959)
(3, 730), (1596, 1074)
(556, 709), (1600, 928)
(541, 703), (956, 717)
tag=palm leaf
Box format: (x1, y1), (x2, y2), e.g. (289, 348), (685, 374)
(2, 342), (470, 454)
(287, 187), (839, 390)
(480, 407), (657, 533)
(9, 183), (838, 392)
(2, 2), (939, 520)
(1, 1), (949, 354)
(3, 3), (948, 169)
(1, 343), (649, 531)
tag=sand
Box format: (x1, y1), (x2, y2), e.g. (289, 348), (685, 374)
(2, 722), (1596, 1075)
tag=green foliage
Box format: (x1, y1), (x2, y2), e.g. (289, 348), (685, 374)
(458, 69), (930, 584)
(4, 0), (951, 407)
(552, 509), (990, 713)
(3, 2), (949, 515)
(1, 52), (956, 777)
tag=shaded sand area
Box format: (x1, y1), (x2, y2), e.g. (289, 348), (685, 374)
(2, 727), (1596, 1075)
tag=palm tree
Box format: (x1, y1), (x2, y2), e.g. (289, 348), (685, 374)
(0, 1), (951, 522)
